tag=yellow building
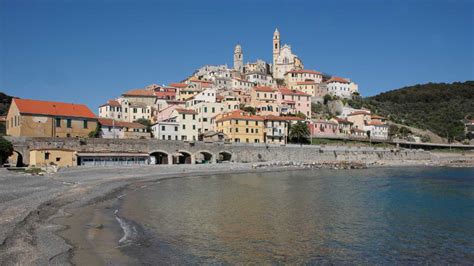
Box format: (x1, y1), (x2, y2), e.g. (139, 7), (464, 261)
(215, 110), (264, 143)
(6, 99), (97, 138)
(29, 148), (76, 167)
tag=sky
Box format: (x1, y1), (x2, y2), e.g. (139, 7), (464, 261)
(1, 0), (473, 111)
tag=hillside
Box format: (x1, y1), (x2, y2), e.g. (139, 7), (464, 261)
(349, 81), (474, 141)
(0, 92), (13, 135)
(0, 92), (13, 116)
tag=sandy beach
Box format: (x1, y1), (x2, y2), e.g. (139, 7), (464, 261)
(0, 153), (473, 265)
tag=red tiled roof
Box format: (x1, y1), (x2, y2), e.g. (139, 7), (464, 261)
(190, 79), (213, 84)
(333, 117), (353, 124)
(254, 86), (276, 92)
(168, 83), (188, 88)
(366, 120), (387, 126)
(155, 91), (176, 99)
(122, 89), (156, 97)
(175, 108), (197, 114)
(264, 115), (303, 121)
(285, 69), (322, 75)
(296, 81), (316, 85)
(216, 110), (264, 122)
(327, 77), (350, 84)
(98, 118), (146, 129)
(313, 119), (338, 125)
(348, 110), (371, 116)
(100, 99), (121, 107)
(371, 115), (385, 119)
(13, 99), (96, 119)
(278, 88), (311, 96)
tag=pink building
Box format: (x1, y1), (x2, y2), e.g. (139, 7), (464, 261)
(309, 120), (340, 137)
(277, 88), (311, 118)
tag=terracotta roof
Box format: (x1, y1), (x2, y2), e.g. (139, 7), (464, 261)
(279, 88), (311, 96)
(285, 69), (322, 75)
(98, 118), (146, 129)
(348, 110), (371, 116)
(366, 120), (387, 126)
(296, 81), (316, 85)
(352, 128), (366, 133)
(155, 91), (176, 99)
(371, 115), (385, 119)
(122, 89), (156, 97)
(100, 99), (121, 107)
(333, 117), (353, 124)
(313, 119), (338, 125)
(254, 86), (276, 92)
(13, 99), (96, 119)
(175, 108), (197, 115)
(264, 115), (303, 121)
(168, 83), (188, 88)
(327, 77), (350, 84)
(216, 110), (264, 122)
(190, 79), (213, 84)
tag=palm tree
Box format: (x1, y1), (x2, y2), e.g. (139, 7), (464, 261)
(289, 121), (310, 145)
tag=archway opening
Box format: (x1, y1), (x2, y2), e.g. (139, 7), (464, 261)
(150, 151), (169, 165)
(8, 150), (24, 167)
(218, 151), (232, 163)
(175, 151), (192, 164)
(195, 151), (213, 164)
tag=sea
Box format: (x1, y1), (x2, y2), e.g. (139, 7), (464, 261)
(82, 167), (474, 264)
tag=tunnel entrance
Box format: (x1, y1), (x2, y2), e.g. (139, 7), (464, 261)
(195, 151), (213, 164)
(218, 151), (232, 162)
(150, 151), (169, 165)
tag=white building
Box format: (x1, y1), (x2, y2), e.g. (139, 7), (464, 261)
(98, 118), (150, 139)
(245, 72), (274, 87)
(326, 77), (357, 99)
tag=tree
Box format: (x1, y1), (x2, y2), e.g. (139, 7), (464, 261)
(240, 106), (256, 115)
(295, 112), (306, 119)
(0, 136), (13, 165)
(88, 124), (101, 138)
(323, 94), (332, 105)
(388, 124), (399, 139)
(289, 121), (310, 145)
(135, 118), (152, 132)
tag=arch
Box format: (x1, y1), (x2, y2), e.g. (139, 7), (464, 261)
(8, 150), (24, 167)
(218, 151), (232, 163)
(194, 150), (215, 164)
(175, 150), (192, 164)
(150, 150), (171, 165)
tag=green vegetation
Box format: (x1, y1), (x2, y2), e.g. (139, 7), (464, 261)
(240, 105), (256, 115)
(0, 92), (13, 135)
(348, 81), (474, 141)
(135, 118), (153, 132)
(88, 124), (101, 138)
(289, 121), (310, 144)
(0, 136), (13, 165)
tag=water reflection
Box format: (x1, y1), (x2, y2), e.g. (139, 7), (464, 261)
(120, 167), (474, 264)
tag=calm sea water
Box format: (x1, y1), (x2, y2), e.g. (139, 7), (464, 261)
(117, 167), (474, 264)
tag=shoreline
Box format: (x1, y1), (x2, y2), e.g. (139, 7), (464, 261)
(1, 158), (473, 264)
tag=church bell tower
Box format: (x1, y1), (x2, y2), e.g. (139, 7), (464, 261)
(234, 44), (243, 73)
(273, 28), (280, 75)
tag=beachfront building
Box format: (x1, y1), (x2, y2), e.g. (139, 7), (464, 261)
(215, 110), (264, 143)
(152, 117), (179, 141)
(6, 98), (97, 138)
(263, 115), (293, 144)
(365, 120), (389, 140)
(29, 148), (76, 167)
(347, 110), (372, 130)
(309, 119), (340, 138)
(98, 118), (150, 139)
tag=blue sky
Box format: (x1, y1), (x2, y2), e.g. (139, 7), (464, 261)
(1, 0), (473, 111)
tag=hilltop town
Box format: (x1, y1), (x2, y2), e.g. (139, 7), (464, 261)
(2, 30), (473, 167)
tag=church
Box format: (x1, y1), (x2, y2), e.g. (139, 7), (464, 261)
(232, 29), (303, 80)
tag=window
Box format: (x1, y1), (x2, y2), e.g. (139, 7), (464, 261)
(235, 128), (239, 133)
(83, 120), (88, 129)
(255, 139), (259, 143)
(192, 125), (196, 130)
(162, 135), (166, 140)
(204, 107), (207, 113)
(55, 118), (61, 127)
(45, 152), (50, 160)
(133, 108), (137, 114)
(67, 119), (72, 128)
(162, 125), (165, 131)
(182, 114), (186, 120)
(168, 135), (171, 140)
(193, 114), (196, 120)
(246, 128), (249, 133)
(56, 157), (61, 162)
(182, 124), (186, 130)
